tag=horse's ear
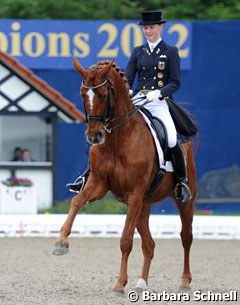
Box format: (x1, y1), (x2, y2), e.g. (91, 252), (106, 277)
(73, 57), (88, 79)
(100, 60), (114, 79)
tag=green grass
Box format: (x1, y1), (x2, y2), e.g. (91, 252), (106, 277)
(195, 211), (240, 216)
(39, 195), (240, 216)
(39, 194), (127, 214)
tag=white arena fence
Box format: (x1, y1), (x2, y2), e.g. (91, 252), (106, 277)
(0, 215), (239, 239)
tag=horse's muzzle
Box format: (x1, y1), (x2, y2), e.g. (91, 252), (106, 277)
(87, 130), (106, 145)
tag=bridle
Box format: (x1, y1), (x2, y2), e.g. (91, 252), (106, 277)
(81, 78), (139, 133)
(81, 79), (111, 124)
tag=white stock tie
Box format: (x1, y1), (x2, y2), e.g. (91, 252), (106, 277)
(150, 44), (154, 52)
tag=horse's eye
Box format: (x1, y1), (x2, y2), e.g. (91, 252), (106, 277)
(100, 93), (108, 100)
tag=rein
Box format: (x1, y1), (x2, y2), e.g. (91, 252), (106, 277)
(103, 96), (152, 133)
(103, 107), (138, 133)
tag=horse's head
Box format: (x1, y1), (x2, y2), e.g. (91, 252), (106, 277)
(73, 58), (114, 145)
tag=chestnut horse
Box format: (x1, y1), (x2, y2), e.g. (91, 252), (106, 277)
(53, 59), (197, 293)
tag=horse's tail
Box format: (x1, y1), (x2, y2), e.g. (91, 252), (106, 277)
(191, 132), (200, 156)
(185, 140), (198, 205)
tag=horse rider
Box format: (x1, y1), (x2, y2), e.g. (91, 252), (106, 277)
(67, 10), (192, 205)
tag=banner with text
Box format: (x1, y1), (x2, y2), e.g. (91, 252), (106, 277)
(0, 19), (192, 70)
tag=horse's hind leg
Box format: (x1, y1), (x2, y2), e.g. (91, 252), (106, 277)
(134, 204), (155, 291)
(177, 199), (194, 289)
(177, 166), (197, 289)
(176, 142), (197, 288)
(53, 180), (107, 255)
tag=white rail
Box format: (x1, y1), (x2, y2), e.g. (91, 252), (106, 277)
(0, 214), (239, 239)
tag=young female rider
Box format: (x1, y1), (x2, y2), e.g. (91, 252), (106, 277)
(67, 11), (191, 204)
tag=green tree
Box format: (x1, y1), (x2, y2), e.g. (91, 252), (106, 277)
(0, 0), (142, 19)
(138, 0), (240, 20)
(0, 0), (239, 19)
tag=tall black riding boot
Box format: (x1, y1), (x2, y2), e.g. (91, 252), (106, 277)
(170, 142), (191, 205)
(66, 167), (90, 193)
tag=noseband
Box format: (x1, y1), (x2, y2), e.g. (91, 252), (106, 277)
(81, 79), (113, 124)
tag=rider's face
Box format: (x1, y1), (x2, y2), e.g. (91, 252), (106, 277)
(142, 24), (163, 43)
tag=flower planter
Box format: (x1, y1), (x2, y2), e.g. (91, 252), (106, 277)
(0, 185), (38, 214)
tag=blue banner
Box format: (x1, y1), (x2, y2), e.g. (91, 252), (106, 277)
(0, 19), (192, 70)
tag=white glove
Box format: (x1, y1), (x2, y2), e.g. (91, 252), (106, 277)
(129, 89), (133, 96)
(146, 90), (162, 101)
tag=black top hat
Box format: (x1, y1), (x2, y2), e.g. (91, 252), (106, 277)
(138, 11), (166, 25)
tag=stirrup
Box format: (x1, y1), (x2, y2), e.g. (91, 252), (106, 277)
(175, 181), (192, 204)
(66, 176), (86, 194)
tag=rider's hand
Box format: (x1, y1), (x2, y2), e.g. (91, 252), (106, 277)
(129, 89), (133, 96)
(146, 90), (162, 101)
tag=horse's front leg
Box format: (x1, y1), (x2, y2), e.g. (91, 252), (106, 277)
(53, 179), (107, 255)
(113, 193), (143, 293)
(134, 204), (155, 291)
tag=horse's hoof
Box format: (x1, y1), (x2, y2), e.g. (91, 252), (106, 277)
(52, 242), (69, 255)
(112, 287), (125, 295)
(133, 278), (148, 293)
(179, 281), (191, 290)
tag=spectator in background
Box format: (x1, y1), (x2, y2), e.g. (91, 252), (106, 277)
(11, 147), (22, 161)
(21, 149), (34, 162)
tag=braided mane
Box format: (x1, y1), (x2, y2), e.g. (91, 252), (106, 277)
(90, 60), (130, 91)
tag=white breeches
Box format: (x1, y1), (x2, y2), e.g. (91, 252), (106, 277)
(133, 92), (177, 148)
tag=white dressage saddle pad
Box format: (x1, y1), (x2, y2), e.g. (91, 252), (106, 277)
(139, 110), (173, 172)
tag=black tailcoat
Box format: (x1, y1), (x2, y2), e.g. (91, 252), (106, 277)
(125, 40), (180, 99)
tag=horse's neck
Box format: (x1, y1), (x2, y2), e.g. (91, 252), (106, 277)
(111, 76), (133, 115)
(114, 96), (133, 116)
